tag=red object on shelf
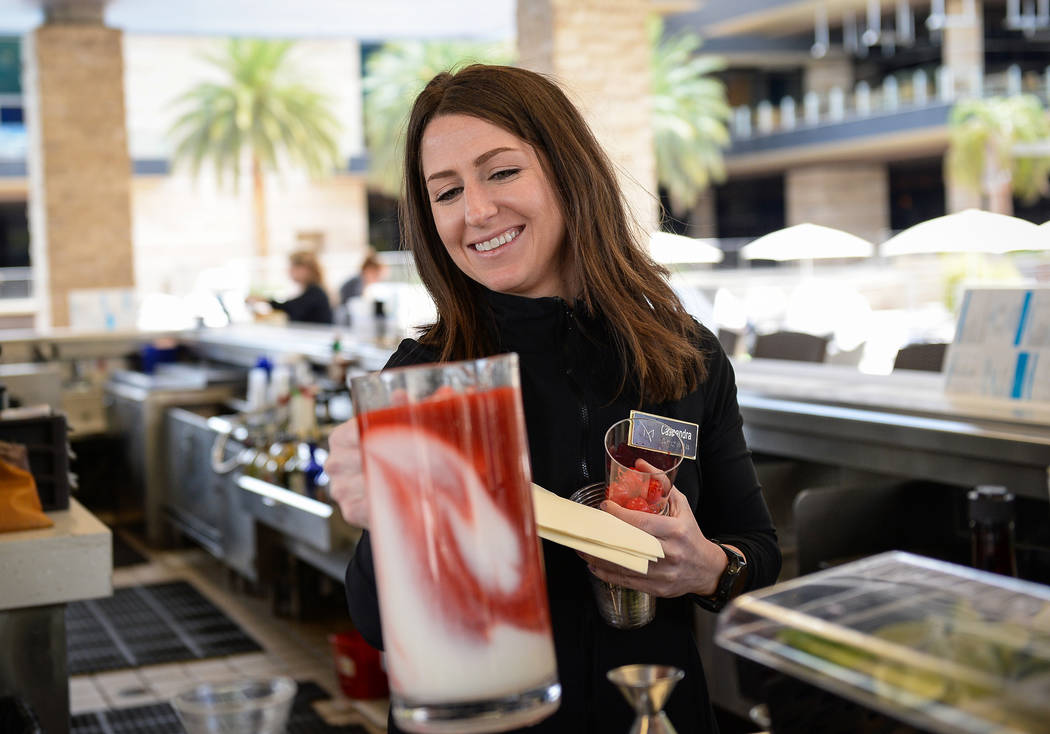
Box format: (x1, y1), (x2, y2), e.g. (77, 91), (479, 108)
(329, 630), (389, 700)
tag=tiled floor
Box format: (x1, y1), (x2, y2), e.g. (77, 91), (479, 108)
(70, 535), (388, 732)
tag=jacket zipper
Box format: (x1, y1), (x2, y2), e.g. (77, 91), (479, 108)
(563, 304), (591, 487)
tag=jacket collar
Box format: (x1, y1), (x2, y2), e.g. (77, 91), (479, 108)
(482, 288), (591, 354)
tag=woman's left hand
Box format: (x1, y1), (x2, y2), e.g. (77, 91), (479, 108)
(579, 487), (729, 598)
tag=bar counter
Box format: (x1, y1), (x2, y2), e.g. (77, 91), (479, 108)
(734, 358), (1050, 500)
(0, 500), (112, 734)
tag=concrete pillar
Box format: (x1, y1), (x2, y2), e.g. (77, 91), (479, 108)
(517, 0), (658, 232)
(786, 164), (890, 244)
(24, 11), (135, 328)
(688, 188), (717, 239)
(946, 178), (984, 213)
(804, 57), (853, 97)
(942, 0), (984, 97)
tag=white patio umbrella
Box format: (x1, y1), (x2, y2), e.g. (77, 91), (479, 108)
(648, 231), (724, 265)
(881, 209), (1046, 256)
(739, 223), (874, 261)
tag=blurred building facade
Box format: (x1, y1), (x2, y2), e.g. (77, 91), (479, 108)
(0, 0), (673, 329)
(667, 0), (1050, 250)
(0, 25), (370, 328)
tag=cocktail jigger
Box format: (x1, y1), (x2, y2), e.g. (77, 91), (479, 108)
(607, 664), (684, 734)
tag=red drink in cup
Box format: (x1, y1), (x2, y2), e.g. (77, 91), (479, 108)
(352, 354), (560, 733)
(604, 418), (684, 515)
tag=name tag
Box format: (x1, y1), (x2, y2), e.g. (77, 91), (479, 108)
(628, 410), (698, 461)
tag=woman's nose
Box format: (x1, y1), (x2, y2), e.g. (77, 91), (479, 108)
(464, 185), (497, 226)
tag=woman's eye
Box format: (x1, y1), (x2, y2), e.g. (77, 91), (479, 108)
(491, 168), (520, 180)
(435, 186), (462, 203)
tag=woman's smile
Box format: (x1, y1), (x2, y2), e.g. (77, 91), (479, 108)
(470, 226), (523, 253)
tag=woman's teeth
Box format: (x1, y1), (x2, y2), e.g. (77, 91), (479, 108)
(474, 228), (520, 252)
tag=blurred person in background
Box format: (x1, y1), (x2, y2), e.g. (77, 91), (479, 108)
(247, 250), (333, 324)
(339, 249), (388, 304)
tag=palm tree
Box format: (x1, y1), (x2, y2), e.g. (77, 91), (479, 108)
(946, 95), (1050, 216)
(650, 18), (731, 217)
(168, 40), (342, 258)
(362, 40), (513, 199)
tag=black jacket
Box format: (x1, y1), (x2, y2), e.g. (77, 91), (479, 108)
(345, 289), (781, 733)
(269, 283), (333, 324)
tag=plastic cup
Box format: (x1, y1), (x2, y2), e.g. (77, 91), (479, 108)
(351, 353), (560, 733)
(171, 678), (296, 734)
(604, 418), (684, 515)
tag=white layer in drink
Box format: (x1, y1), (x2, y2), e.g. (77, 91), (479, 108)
(363, 426), (557, 702)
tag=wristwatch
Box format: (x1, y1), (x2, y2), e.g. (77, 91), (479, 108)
(690, 541), (747, 613)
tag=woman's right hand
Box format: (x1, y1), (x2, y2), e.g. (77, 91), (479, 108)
(326, 420), (369, 529)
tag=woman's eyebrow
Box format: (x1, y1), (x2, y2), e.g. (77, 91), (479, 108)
(425, 146), (519, 183)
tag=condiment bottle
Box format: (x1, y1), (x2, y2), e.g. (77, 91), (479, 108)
(968, 485), (1018, 577)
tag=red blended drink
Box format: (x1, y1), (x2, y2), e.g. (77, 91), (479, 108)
(351, 354), (559, 733)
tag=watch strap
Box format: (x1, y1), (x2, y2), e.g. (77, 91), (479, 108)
(690, 540), (747, 613)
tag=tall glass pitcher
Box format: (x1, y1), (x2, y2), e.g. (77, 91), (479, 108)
(351, 353), (560, 733)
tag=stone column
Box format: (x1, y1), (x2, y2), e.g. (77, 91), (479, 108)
(942, 0), (984, 97)
(517, 0), (658, 232)
(786, 164), (890, 244)
(24, 7), (135, 328)
(946, 178), (983, 212)
(688, 188), (717, 239)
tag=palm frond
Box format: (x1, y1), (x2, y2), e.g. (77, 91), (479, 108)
(946, 95), (1050, 204)
(361, 39), (514, 198)
(166, 38), (344, 191)
(650, 17), (730, 215)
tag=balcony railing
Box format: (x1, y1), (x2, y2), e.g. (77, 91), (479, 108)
(730, 65), (1050, 141)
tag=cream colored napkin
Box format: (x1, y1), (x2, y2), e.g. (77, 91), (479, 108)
(531, 483), (663, 574)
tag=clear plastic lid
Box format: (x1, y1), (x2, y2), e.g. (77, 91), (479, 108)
(715, 552), (1050, 734)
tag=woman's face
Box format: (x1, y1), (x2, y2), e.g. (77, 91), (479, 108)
(289, 264), (311, 286)
(420, 114), (568, 300)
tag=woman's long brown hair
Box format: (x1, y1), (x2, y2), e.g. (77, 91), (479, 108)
(401, 64), (707, 403)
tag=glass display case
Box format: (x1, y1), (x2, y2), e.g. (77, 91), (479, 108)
(716, 552), (1050, 734)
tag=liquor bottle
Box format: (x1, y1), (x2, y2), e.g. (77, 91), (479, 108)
(374, 300), (388, 344)
(969, 485), (1018, 577)
(302, 442), (325, 499)
(327, 335), (349, 385)
(283, 389), (318, 494)
(250, 424), (274, 479)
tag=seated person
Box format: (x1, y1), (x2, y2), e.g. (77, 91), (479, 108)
(248, 250), (333, 324)
(339, 250), (387, 305)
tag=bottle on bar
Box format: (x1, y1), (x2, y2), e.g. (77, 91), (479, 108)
(284, 388), (317, 494)
(968, 485), (1018, 577)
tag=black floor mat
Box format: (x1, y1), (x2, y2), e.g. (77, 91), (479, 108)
(70, 681), (368, 734)
(112, 532), (149, 568)
(66, 581), (262, 675)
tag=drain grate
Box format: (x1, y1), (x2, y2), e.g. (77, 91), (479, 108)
(67, 581), (261, 675)
(71, 702), (182, 733)
(71, 681), (369, 734)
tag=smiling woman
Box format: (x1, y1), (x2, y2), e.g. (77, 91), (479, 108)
(421, 114), (568, 301)
(330, 64), (782, 734)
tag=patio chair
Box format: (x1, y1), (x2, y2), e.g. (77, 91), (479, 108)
(716, 328), (741, 356)
(751, 330), (829, 363)
(793, 481), (965, 575)
(892, 342), (948, 372)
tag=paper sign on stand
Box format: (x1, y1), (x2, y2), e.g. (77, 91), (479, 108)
(945, 288), (1050, 401)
